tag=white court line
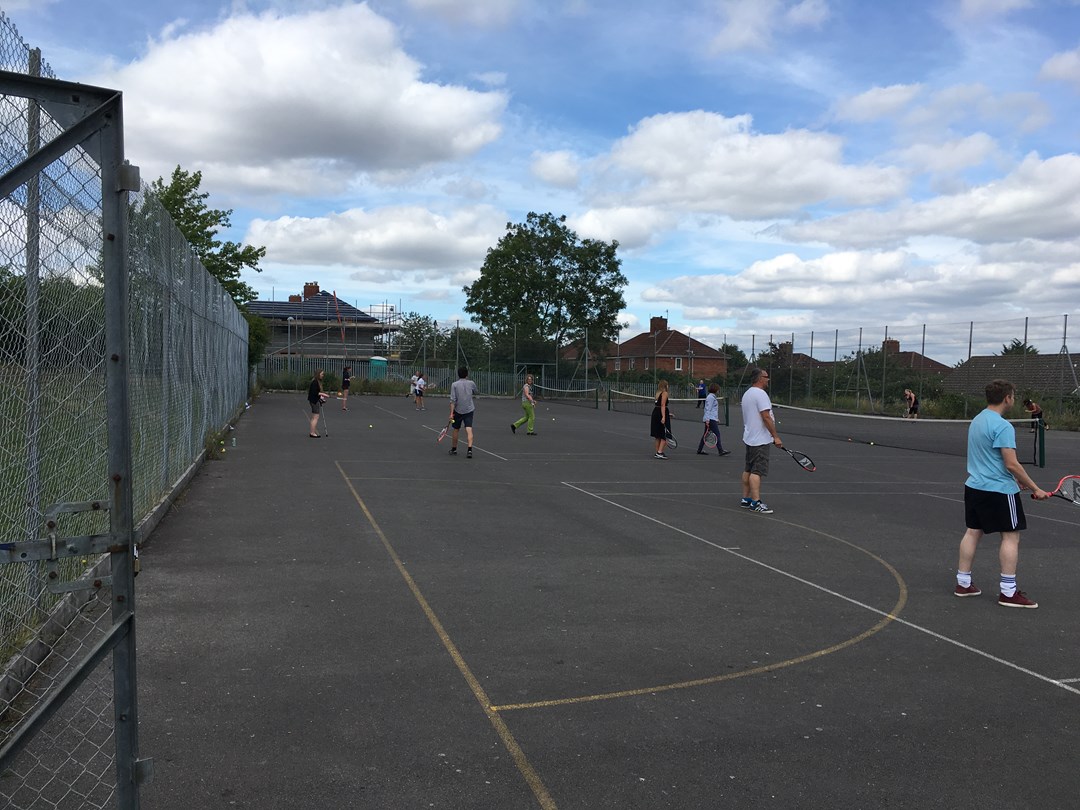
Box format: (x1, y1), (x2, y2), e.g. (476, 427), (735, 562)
(420, 424), (509, 461)
(370, 404), (409, 420)
(561, 481), (1080, 698)
(923, 492), (1080, 528)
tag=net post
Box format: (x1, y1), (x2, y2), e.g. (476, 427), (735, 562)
(1037, 421), (1045, 468)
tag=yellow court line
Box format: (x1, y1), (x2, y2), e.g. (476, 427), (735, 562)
(337, 462), (557, 810)
(488, 483), (909, 713)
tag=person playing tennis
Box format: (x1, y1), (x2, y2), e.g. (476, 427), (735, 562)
(904, 388), (919, 419)
(341, 365), (351, 411)
(650, 379), (670, 459)
(511, 373), (537, 435)
(696, 382), (730, 456)
(448, 366), (479, 458)
(740, 368), (782, 513)
(307, 368), (328, 437)
(954, 379), (1049, 608)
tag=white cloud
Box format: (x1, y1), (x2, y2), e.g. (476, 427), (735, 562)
(1039, 46), (1080, 87)
(530, 150), (581, 188)
(710, 0), (830, 53)
(781, 152), (1080, 248)
(957, 0), (1033, 18)
(569, 207), (677, 250)
(897, 132), (999, 174)
(834, 84), (923, 123)
(597, 111), (906, 218)
(404, 0), (521, 26)
(91, 5), (507, 195)
(246, 205), (507, 278)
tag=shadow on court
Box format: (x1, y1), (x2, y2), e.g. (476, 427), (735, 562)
(136, 391), (1080, 809)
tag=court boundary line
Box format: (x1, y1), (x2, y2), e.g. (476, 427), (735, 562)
(337, 461), (557, 810)
(555, 482), (1080, 699)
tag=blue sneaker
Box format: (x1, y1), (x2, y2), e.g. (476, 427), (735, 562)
(740, 498), (753, 508)
(749, 501), (773, 514)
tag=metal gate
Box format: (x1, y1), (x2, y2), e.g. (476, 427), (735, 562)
(0, 69), (149, 807)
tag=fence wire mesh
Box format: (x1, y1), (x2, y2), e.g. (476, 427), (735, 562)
(0, 12), (248, 806)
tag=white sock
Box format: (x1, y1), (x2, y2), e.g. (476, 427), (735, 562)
(957, 571), (972, 588)
(1000, 574), (1017, 597)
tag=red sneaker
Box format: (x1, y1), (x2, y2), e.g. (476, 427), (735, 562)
(953, 584), (981, 597)
(998, 590), (1038, 609)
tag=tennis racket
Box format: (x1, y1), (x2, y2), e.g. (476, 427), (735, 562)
(702, 429), (718, 449)
(1037, 475), (1080, 504)
(664, 425), (678, 449)
(780, 446), (815, 472)
(437, 419), (452, 443)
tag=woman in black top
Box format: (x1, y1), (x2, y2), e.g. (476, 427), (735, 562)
(308, 369), (326, 437)
(650, 379), (670, 459)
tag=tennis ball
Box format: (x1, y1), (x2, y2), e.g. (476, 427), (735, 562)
(368, 424), (373, 428)
(869, 441), (875, 446)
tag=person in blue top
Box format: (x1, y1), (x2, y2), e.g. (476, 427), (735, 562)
(954, 379), (1049, 608)
(696, 379), (707, 408)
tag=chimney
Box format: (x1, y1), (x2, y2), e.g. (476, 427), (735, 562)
(303, 282), (320, 300)
(288, 294), (302, 303)
(882, 338), (900, 354)
(649, 316), (668, 334)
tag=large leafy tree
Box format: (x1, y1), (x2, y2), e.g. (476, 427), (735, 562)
(464, 212), (627, 357)
(150, 166), (265, 306)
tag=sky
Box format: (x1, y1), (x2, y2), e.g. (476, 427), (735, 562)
(8, 0), (1080, 360)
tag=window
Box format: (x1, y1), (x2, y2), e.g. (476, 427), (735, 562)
(675, 358), (683, 371)
(629, 358), (636, 370)
(614, 359), (621, 370)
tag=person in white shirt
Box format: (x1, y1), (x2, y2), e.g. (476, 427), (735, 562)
(414, 374), (426, 410)
(409, 372), (419, 399)
(739, 368), (782, 514)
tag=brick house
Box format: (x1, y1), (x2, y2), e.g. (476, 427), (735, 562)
(247, 282), (398, 360)
(611, 316), (728, 378)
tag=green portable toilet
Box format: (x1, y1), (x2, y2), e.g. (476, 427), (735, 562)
(369, 356), (387, 379)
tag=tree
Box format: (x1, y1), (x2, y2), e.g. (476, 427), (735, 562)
(444, 325), (490, 370)
(464, 212), (627, 357)
(395, 312), (436, 363)
(150, 166), (266, 306)
(720, 342), (748, 369)
(999, 338), (1038, 355)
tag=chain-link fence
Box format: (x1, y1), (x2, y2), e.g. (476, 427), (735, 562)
(0, 12), (248, 807)
(727, 314), (1080, 419)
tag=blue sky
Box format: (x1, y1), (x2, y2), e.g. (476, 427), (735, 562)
(9, 0), (1080, 360)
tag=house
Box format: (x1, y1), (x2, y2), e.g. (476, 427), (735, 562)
(246, 282), (398, 360)
(768, 338), (951, 374)
(611, 316), (728, 378)
(944, 351), (1080, 398)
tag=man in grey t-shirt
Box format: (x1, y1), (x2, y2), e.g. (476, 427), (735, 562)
(448, 366), (479, 458)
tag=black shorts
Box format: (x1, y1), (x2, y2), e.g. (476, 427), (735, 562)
(964, 486), (1026, 534)
(309, 401), (322, 414)
(743, 444), (770, 477)
(452, 411), (474, 429)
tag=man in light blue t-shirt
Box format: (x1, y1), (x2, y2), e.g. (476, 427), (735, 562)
(955, 379), (1049, 608)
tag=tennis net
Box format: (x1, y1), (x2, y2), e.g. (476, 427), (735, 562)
(534, 385), (599, 409)
(608, 390), (729, 426)
(772, 404), (1044, 466)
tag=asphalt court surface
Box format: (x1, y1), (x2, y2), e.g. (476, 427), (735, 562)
(136, 390), (1080, 809)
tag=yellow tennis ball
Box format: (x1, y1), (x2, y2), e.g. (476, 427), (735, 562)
(368, 424), (373, 428)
